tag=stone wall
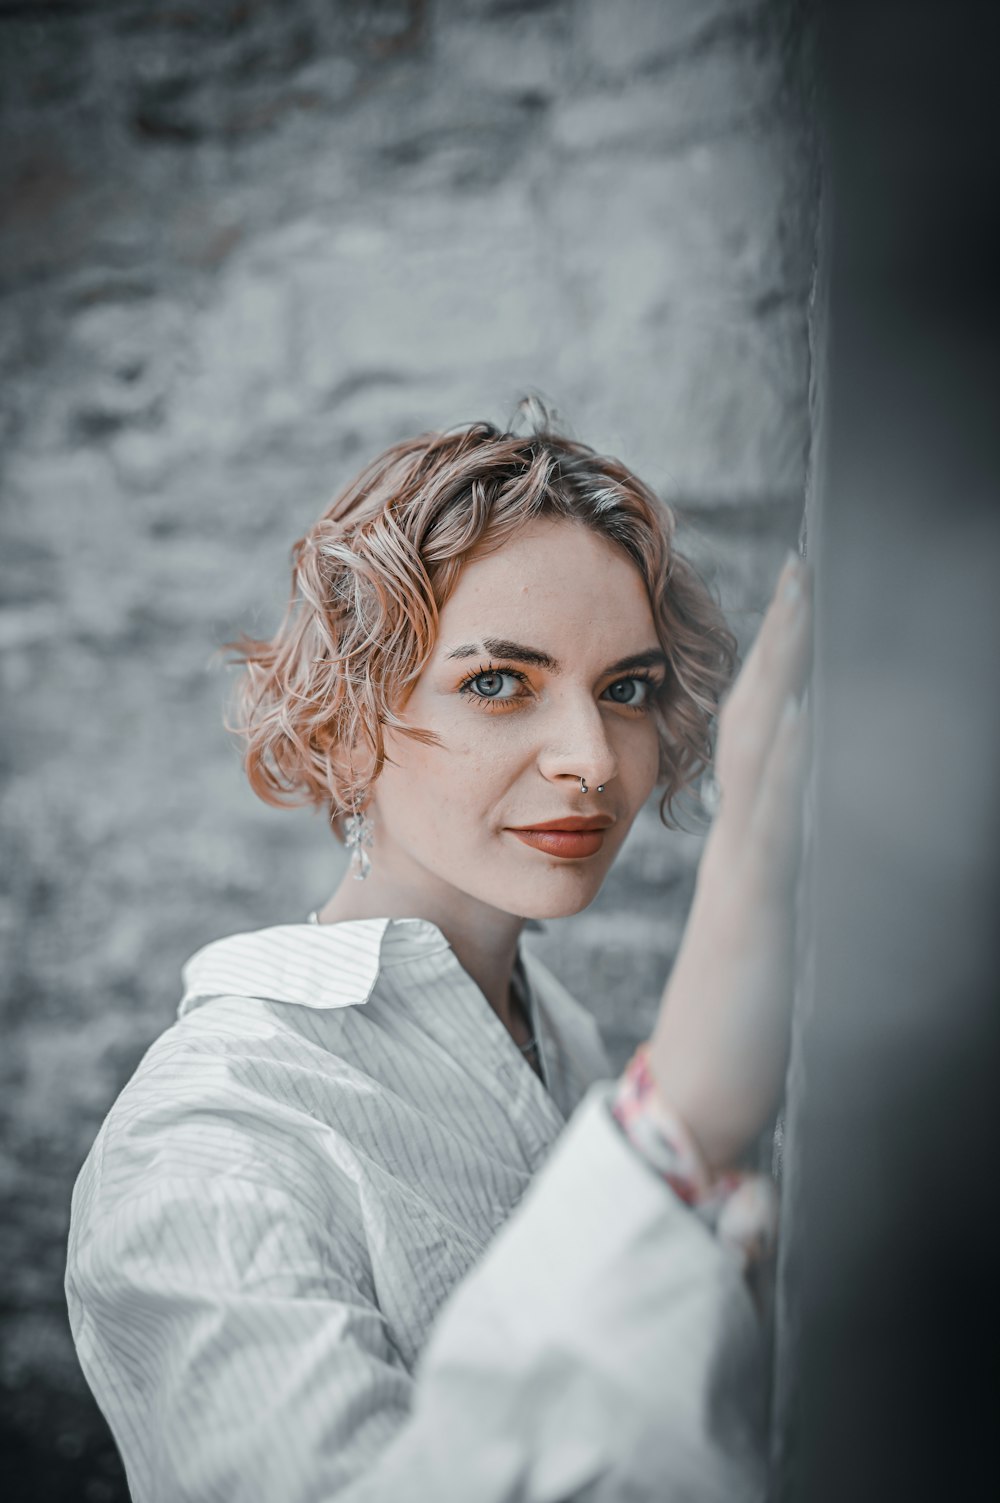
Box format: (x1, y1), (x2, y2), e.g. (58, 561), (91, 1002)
(0, 2), (816, 1497)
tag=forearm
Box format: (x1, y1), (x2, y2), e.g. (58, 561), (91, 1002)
(348, 1082), (769, 1503)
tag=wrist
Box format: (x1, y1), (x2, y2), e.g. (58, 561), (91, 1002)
(612, 1042), (714, 1202)
(611, 1043), (779, 1270)
(646, 1031), (771, 1176)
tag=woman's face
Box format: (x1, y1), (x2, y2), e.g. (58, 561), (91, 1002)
(368, 516), (665, 922)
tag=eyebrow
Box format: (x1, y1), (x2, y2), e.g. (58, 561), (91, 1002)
(445, 638), (668, 678)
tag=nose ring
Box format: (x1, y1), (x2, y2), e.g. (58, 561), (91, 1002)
(580, 778), (606, 794)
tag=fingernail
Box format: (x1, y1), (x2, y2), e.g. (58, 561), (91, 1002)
(782, 551), (802, 604)
(781, 693), (800, 726)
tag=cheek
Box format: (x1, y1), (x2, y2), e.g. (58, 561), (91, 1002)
(616, 719), (662, 799)
(387, 704), (529, 789)
(374, 732), (507, 840)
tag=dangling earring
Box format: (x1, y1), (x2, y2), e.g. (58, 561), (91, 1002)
(344, 799), (374, 881)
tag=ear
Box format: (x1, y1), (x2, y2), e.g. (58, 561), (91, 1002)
(326, 728), (379, 819)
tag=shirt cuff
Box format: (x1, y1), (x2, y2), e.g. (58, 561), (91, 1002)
(610, 1044), (780, 1272)
(412, 1079), (768, 1502)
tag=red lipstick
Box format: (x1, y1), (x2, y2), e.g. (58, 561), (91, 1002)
(507, 814), (614, 860)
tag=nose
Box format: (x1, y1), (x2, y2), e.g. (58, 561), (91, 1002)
(536, 692), (619, 793)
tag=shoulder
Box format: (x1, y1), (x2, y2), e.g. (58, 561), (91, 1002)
(69, 992), (367, 1254)
(69, 918), (453, 1233)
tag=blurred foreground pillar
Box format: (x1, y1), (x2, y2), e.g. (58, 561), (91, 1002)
(776, 3), (1000, 1500)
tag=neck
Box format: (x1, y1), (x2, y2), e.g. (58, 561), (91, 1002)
(317, 854), (525, 1027)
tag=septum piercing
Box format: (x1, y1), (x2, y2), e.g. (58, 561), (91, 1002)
(580, 778), (606, 794)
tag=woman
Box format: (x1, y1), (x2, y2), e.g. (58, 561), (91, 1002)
(66, 405), (810, 1502)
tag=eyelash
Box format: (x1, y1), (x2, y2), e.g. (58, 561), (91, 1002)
(456, 662), (661, 714)
(457, 664), (531, 710)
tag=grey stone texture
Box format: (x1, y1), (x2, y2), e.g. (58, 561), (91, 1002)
(0, 1), (816, 1496)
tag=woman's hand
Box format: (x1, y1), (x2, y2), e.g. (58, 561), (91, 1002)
(646, 551), (812, 1175)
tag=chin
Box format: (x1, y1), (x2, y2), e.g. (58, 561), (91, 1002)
(519, 892), (603, 921)
(495, 863), (611, 922)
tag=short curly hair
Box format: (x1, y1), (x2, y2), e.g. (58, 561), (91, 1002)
(223, 401), (737, 832)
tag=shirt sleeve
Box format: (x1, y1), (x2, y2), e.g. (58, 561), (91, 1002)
(67, 1081), (768, 1503)
(67, 1170), (413, 1501)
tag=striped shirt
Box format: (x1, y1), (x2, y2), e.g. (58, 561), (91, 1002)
(66, 916), (767, 1502)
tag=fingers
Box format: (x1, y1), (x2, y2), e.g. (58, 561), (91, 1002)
(731, 554), (811, 732)
(745, 691), (811, 904)
(714, 553), (812, 835)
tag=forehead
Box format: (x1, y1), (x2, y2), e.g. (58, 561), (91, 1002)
(436, 517), (656, 647)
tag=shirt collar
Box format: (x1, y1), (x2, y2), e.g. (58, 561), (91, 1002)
(178, 916), (452, 1018)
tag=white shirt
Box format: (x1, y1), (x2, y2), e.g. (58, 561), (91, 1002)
(66, 916), (767, 1502)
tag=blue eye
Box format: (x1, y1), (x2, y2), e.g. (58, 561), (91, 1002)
(460, 667), (528, 704)
(472, 672), (508, 698)
(604, 677), (650, 706)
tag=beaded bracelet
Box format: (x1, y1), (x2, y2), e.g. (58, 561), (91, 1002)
(610, 1042), (779, 1271)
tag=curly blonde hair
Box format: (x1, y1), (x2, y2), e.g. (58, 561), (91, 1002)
(223, 401), (737, 832)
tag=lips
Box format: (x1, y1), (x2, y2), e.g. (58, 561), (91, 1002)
(507, 815), (613, 860)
